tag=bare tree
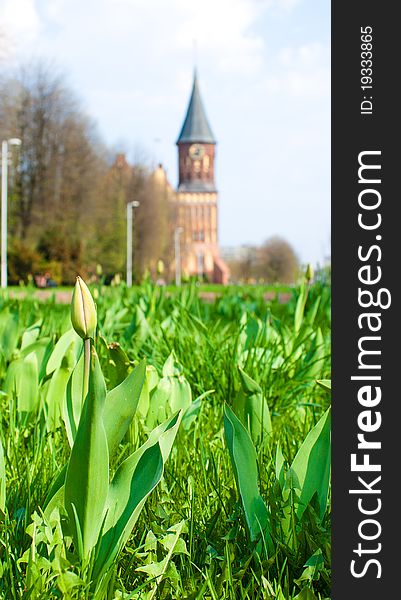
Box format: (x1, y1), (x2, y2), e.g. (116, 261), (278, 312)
(88, 153), (135, 278)
(133, 165), (173, 281)
(257, 236), (299, 283)
(226, 246), (258, 283)
(0, 60), (106, 282)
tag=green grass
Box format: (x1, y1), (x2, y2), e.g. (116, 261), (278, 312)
(0, 280), (331, 599)
(4, 282), (292, 295)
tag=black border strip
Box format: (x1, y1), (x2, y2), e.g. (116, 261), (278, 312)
(332, 2), (398, 596)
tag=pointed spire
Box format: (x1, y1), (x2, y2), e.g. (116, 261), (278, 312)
(176, 72), (216, 144)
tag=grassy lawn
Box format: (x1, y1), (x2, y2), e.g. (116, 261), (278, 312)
(0, 279), (331, 598)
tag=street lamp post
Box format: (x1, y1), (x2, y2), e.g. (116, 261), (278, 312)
(126, 200), (140, 287)
(174, 227), (183, 286)
(197, 250), (204, 282)
(1, 138), (22, 289)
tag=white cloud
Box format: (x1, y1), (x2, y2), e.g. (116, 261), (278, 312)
(0, 0), (41, 58)
(29, 0), (268, 77)
(276, 0), (300, 12)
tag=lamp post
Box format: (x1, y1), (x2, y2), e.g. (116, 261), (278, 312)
(1, 138), (22, 289)
(197, 250), (204, 282)
(126, 200), (140, 287)
(174, 227), (183, 286)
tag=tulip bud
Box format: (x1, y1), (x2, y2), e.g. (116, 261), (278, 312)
(157, 259), (164, 275)
(71, 276), (97, 339)
(96, 263), (103, 276)
(305, 263), (314, 283)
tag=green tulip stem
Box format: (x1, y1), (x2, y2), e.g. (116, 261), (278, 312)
(83, 338), (91, 403)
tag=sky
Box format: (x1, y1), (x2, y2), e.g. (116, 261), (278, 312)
(0, 0), (330, 266)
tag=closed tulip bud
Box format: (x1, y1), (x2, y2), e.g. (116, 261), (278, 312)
(71, 276), (97, 339)
(157, 259), (164, 275)
(305, 263), (314, 283)
(96, 263), (103, 276)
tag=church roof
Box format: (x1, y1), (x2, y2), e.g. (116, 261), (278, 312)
(176, 73), (216, 144)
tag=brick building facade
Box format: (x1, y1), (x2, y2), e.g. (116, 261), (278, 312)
(171, 72), (229, 284)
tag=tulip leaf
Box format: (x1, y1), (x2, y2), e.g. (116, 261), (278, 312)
(0, 436), (5, 512)
(107, 342), (130, 388)
(20, 322), (41, 349)
(4, 352), (39, 416)
(44, 365), (72, 432)
(224, 405), (273, 553)
(146, 366), (191, 429)
(275, 444), (286, 490)
(294, 281), (308, 334)
(316, 379), (331, 392)
(64, 347), (109, 559)
(103, 359), (146, 455)
(93, 411), (181, 582)
(286, 407), (331, 521)
(233, 368), (272, 446)
(302, 328), (325, 380)
(46, 328), (82, 375)
(63, 352), (84, 447)
(0, 307), (19, 362)
(137, 365), (159, 419)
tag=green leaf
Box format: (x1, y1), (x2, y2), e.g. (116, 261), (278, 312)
(162, 352), (181, 377)
(4, 352), (39, 415)
(316, 379), (331, 392)
(93, 412), (181, 582)
(19, 337), (52, 377)
(305, 296), (321, 327)
(103, 359), (146, 455)
(181, 389), (213, 431)
(224, 405), (273, 553)
(275, 444), (286, 490)
(233, 368), (272, 446)
(64, 346), (109, 559)
(181, 395), (205, 431)
(20, 322), (41, 349)
(286, 407), (331, 521)
(57, 571), (84, 594)
(238, 367), (262, 395)
(137, 365), (159, 419)
(303, 328), (325, 380)
(305, 548), (325, 568)
(0, 307), (19, 362)
(137, 520), (186, 591)
(107, 342), (130, 388)
(294, 589), (318, 600)
(146, 369), (191, 429)
(44, 365), (72, 432)
(294, 281), (308, 334)
(62, 352), (84, 447)
(0, 436), (5, 512)
(46, 329), (82, 376)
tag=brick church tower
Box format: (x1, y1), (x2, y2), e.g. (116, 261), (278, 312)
(174, 72), (229, 284)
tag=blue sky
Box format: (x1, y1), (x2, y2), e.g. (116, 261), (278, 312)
(0, 0), (330, 266)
